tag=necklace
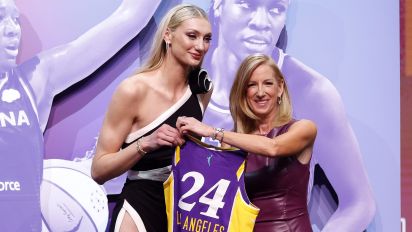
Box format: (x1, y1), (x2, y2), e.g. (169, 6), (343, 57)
(256, 127), (275, 137)
(256, 130), (270, 136)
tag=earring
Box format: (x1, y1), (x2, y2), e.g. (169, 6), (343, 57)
(165, 42), (170, 53)
(277, 96), (282, 105)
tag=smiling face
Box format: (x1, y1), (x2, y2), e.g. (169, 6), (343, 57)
(167, 17), (212, 67)
(246, 63), (284, 120)
(0, 0), (21, 71)
(216, 0), (289, 60)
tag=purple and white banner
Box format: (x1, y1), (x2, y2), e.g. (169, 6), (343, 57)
(0, 0), (399, 231)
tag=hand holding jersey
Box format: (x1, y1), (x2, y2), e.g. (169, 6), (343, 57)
(176, 116), (215, 139)
(138, 124), (185, 153)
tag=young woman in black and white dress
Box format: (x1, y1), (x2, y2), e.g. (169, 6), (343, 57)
(91, 4), (213, 232)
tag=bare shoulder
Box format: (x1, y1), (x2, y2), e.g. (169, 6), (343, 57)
(114, 73), (151, 102)
(290, 119), (317, 137)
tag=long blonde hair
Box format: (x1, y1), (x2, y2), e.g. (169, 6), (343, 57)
(229, 54), (292, 133)
(137, 4), (208, 74)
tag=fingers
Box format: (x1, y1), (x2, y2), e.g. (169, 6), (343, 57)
(155, 124), (185, 147)
(176, 116), (186, 131)
(176, 116), (210, 137)
(143, 116), (203, 152)
(176, 116), (191, 133)
(158, 130), (183, 146)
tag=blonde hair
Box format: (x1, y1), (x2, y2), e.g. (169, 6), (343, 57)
(137, 4), (208, 73)
(229, 54), (292, 133)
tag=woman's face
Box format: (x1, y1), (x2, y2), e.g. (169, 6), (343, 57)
(217, 0), (289, 60)
(246, 63), (283, 119)
(168, 17), (212, 67)
(0, 0), (21, 70)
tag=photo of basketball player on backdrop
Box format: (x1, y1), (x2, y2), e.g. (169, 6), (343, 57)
(0, 0), (160, 230)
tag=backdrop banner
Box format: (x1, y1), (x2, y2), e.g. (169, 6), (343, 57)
(1, 0), (399, 231)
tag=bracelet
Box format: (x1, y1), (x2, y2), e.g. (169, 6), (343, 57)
(212, 128), (224, 142)
(217, 129), (224, 143)
(136, 137), (147, 156)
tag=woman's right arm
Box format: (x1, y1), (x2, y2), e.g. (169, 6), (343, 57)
(91, 78), (185, 184)
(91, 79), (144, 184)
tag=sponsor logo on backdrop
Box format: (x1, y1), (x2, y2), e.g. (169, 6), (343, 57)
(0, 110), (30, 127)
(0, 88), (31, 127)
(1, 89), (20, 103)
(0, 181), (21, 192)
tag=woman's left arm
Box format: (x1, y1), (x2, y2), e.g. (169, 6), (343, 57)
(177, 117), (316, 158)
(223, 120), (316, 159)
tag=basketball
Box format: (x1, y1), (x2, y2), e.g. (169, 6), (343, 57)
(41, 159), (108, 232)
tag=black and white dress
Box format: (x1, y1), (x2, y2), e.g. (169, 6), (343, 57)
(109, 86), (206, 232)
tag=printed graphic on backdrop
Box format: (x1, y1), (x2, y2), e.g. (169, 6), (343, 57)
(201, 1), (375, 231)
(41, 159), (108, 232)
(1, 0), (399, 231)
(1, 0), (160, 230)
(199, 0), (399, 231)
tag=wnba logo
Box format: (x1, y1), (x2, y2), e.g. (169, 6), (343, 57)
(0, 181), (21, 191)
